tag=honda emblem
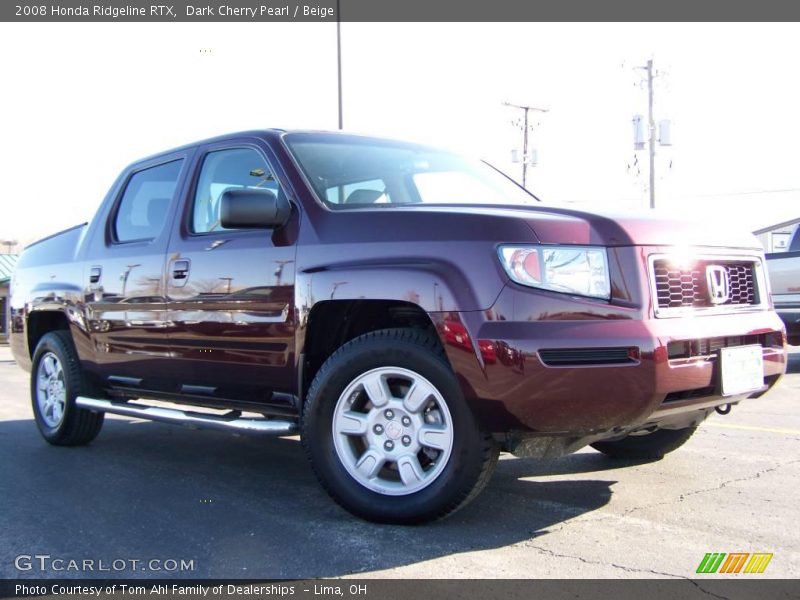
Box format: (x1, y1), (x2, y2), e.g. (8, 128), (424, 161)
(706, 265), (730, 304)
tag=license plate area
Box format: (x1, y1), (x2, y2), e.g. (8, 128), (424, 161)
(719, 345), (764, 396)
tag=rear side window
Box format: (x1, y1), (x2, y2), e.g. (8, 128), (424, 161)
(114, 160), (183, 243)
(191, 148), (280, 233)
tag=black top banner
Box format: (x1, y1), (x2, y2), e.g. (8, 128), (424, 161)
(3, 0), (800, 22)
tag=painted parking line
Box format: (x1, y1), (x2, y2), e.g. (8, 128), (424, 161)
(705, 422), (800, 436)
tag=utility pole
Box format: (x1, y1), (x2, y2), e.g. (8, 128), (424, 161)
(634, 59), (658, 209)
(646, 59), (656, 209)
(273, 259), (294, 286)
(336, 0), (343, 130)
(219, 277), (233, 294)
(504, 101), (548, 188)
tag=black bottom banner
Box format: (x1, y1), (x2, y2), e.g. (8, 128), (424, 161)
(2, 580), (799, 600)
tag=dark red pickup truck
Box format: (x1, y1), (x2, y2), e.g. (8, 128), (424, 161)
(9, 130), (787, 523)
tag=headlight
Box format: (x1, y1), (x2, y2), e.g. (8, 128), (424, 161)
(498, 245), (611, 300)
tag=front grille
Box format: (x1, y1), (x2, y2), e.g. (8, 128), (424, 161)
(653, 258), (759, 310)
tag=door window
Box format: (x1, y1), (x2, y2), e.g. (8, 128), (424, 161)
(191, 148), (281, 234)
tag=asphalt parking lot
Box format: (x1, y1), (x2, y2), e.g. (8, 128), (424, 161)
(0, 345), (798, 580)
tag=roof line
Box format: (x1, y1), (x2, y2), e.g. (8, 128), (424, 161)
(753, 216), (800, 235)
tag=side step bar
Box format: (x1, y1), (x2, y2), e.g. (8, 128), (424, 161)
(75, 397), (298, 436)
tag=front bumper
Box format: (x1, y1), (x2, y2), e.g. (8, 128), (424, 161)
(437, 287), (787, 435)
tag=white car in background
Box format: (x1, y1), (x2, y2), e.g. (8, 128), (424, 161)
(767, 226), (800, 345)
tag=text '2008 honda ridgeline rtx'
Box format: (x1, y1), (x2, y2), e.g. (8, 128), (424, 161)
(9, 130), (787, 523)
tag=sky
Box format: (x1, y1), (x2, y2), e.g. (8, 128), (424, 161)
(1, 22), (799, 248)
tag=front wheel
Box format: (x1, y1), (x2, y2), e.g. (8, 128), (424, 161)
(302, 328), (498, 524)
(591, 426), (697, 460)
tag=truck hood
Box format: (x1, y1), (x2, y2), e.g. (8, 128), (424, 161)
(405, 204), (763, 249)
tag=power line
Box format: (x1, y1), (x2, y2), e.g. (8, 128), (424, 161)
(683, 188), (800, 198)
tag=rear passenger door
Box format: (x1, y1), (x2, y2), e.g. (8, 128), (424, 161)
(163, 142), (297, 407)
(83, 157), (187, 392)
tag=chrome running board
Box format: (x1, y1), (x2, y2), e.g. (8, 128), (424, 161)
(75, 397), (297, 436)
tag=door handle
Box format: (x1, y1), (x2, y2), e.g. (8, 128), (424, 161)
(172, 260), (190, 280)
(89, 266), (102, 284)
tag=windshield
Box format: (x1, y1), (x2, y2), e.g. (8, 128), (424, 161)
(283, 133), (537, 209)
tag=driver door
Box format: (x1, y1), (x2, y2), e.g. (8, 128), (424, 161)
(163, 142), (297, 406)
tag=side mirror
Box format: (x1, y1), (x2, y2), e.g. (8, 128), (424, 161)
(220, 188), (291, 229)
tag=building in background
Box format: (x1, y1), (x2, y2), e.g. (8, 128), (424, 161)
(754, 218), (800, 254)
(0, 255), (19, 343)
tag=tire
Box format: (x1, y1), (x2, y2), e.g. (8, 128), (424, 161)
(302, 328), (498, 524)
(591, 426), (697, 460)
(31, 330), (105, 446)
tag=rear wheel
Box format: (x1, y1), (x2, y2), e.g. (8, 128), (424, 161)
(302, 328), (498, 524)
(31, 331), (104, 446)
(591, 426), (697, 460)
